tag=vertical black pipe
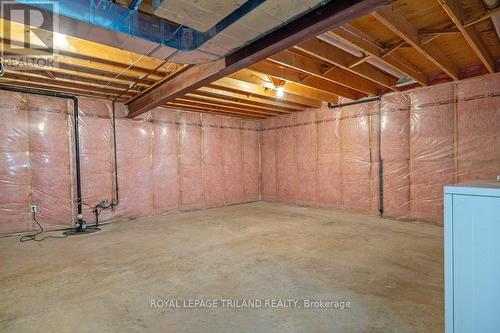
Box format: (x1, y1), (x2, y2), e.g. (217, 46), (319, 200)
(378, 100), (384, 217)
(72, 97), (82, 216)
(112, 101), (119, 203)
(0, 86), (82, 218)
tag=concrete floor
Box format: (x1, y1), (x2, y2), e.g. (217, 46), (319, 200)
(0, 202), (443, 333)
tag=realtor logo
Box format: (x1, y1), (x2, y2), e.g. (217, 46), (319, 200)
(0, 0), (59, 70)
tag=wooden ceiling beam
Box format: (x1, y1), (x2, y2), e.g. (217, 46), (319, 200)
(191, 88), (298, 112)
(266, 51), (377, 95)
(295, 38), (398, 90)
(210, 76), (322, 108)
(437, 0), (495, 73)
(330, 27), (428, 85)
(230, 69), (339, 103)
(127, 0), (390, 117)
(175, 98), (280, 117)
(372, 6), (460, 80)
(249, 61), (363, 100)
(183, 94), (290, 115)
(1, 42), (167, 82)
(0, 19), (176, 73)
(464, 6), (500, 27)
(166, 101), (267, 119)
(164, 104), (262, 119)
(0, 72), (136, 97)
(0, 78), (130, 100)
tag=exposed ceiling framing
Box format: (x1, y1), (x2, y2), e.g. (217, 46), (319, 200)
(0, 0), (498, 119)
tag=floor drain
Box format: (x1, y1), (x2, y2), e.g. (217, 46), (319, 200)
(63, 227), (101, 236)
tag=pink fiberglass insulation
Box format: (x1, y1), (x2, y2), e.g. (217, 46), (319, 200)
(178, 112), (203, 211)
(276, 114), (296, 203)
(115, 115), (154, 219)
(0, 91), (30, 234)
(260, 117), (277, 201)
(242, 120), (260, 202)
(223, 117), (245, 205)
(295, 110), (317, 205)
(28, 95), (73, 229)
(316, 105), (342, 209)
(380, 94), (411, 219)
(410, 84), (455, 224)
(341, 103), (371, 213)
(202, 114), (225, 207)
(0, 93), (262, 235)
(258, 74), (499, 224)
(78, 97), (114, 223)
(152, 109), (179, 213)
(456, 75), (500, 182)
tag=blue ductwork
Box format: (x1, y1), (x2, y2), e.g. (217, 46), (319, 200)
(14, 0), (267, 51)
(128, 0), (144, 11)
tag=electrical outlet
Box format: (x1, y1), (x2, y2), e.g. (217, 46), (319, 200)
(30, 204), (37, 213)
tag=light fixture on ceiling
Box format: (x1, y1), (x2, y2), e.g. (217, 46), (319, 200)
(53, 33), (69, 48)
(276, 86), (285, 97)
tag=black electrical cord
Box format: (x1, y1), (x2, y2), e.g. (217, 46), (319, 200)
(19, 212), (68, 242)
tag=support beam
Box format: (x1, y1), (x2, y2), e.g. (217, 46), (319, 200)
(295, 38), (398, 89)
(170, 99), (273, 118)
(211, 76), (322, 108)
(230, 69), (340, 103)
(127, 0), (390, 118)
(372, 6), (460, 80)
(194, 87), (302, 112)
(165, 103), (264, 119)
(464, 6), (500, 27)
(249, 60), (365, 99)
(437, 0), (495, 73)
(330, 26), (428, 85)
(267, 51), (378, 95)
(182, 94), (289, 115)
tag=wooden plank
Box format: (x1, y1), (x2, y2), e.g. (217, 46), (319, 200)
(195, 87), (302, 111)
(127, 0), (390, 117)
(464, 6), (500, 27)
(0, 72), (136, 97)
(330, 27), (428, 85)
(438, 0), (495, 73)
(295, 38), (398, 89)
(249, 61), (364, 99)
(164, 104), (263, 119)
(211, 76), (322, 108)
(191, 88), (298, 112)
(230, 69), (340, 103)
(1, 41), (167, 82)
(266, 50), (378, 95)
(181, 95), (287, 116)
(175, 97), (280, 116)
(166, 101), (267, 119)
(0, 19), (177, 73)
(372, 6), (460, 80)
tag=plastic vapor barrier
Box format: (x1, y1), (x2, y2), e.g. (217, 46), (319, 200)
(260, 73), (500, 225)
(0, 94), (261, 235)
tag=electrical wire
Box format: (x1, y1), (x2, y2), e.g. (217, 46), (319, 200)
(19, 212), (68, 242)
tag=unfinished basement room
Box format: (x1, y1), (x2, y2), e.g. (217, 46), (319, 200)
(0, 0), (499, 332)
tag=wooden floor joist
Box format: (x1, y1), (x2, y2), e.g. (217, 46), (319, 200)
(438, 0), (495, 73)
(330, 27), (428, 85)
(295, 38), (398, 90)
(372, 6), (460, 80)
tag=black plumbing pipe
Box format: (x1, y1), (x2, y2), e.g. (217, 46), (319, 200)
(327, 95), (385, 217)
(377, 101), (384, 217)
(0, 86), (83, 218)
(327, 96), (381, 109)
